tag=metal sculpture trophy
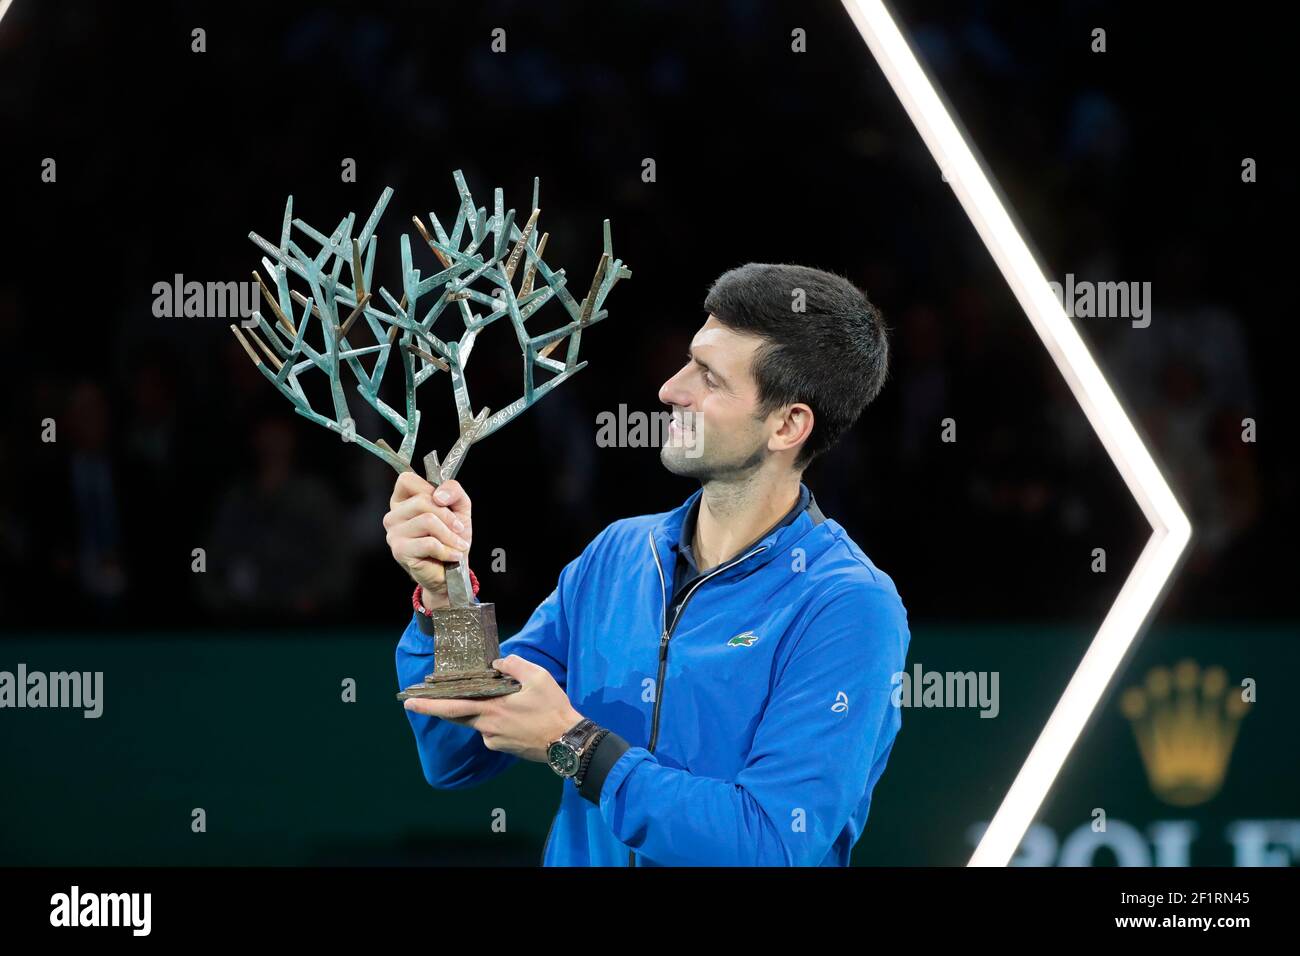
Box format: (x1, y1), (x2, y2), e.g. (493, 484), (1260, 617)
(229, 170), (630, 701)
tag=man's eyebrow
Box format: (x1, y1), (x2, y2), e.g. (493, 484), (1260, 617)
(688, 348), (729, 386)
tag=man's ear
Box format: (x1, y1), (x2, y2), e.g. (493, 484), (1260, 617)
(769, 403), (814, 455)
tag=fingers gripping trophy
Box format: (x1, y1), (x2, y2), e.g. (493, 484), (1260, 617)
(230, 170), (630, 701)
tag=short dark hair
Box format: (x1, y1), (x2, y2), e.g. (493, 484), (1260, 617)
(703, 262), (889, 469)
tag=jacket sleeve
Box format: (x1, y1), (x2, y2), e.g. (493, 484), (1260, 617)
(396, 541), (593, 790)
(584, 582), (909, 865)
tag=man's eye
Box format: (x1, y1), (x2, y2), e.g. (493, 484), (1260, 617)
(702, 370), (717, 388)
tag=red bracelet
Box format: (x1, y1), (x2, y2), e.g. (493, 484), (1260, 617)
(413, 568), (479, 617)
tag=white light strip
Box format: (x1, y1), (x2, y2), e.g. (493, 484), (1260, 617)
(839, 0), (1192, 866)
(0, 0), (15, 26)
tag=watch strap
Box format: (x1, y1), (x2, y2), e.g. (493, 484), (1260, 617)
(562, 718), (599, 750)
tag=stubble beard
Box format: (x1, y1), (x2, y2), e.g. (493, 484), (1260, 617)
(660, 431), (767, 484)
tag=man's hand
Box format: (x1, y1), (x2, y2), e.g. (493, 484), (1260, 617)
(384, 471), (473, 609)
(402, 655), (584, 764)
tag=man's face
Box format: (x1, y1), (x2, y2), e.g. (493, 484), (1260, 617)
(657, 315), (772, 481)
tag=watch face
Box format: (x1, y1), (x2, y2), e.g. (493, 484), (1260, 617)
(547, 742), (579, 776)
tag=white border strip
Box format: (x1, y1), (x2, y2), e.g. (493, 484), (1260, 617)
(840, 0), (1192, 866)
(0, 0), (15, 27)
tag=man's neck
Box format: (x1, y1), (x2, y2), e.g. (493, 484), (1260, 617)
(692, 470), (801, 572)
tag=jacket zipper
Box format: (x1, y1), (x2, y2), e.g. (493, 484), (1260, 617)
(541, 809), (556, 866)
(627, 529), (768, 867)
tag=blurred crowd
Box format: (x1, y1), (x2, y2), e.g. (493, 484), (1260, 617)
(0, 0), (1283, 630)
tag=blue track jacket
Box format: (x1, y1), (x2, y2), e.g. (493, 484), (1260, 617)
(397, 485), (910, 866)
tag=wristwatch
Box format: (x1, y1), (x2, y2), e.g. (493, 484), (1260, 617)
(546, 718), (602, 780)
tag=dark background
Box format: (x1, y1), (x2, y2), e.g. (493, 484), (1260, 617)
(0, 0), (1294, 866)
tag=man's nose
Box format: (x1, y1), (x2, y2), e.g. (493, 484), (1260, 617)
(658, 366), (690, 407)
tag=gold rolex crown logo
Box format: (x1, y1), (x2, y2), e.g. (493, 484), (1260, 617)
(1120, 659), (1251, 807)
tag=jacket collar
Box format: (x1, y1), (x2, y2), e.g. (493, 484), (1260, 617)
(650, 482), (826, 581)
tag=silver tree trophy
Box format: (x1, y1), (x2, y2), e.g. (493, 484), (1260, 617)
(230, 169), (630, 700)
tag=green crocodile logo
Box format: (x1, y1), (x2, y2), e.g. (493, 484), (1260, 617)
(727, 630), (759, 647)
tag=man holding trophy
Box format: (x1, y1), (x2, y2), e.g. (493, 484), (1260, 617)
(391, 263), (909, 867)
(236, 173), (907, 866)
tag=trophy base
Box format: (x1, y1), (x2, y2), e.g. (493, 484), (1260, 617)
(397, 670), (522, 701)
(396, 601), (523, 701)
